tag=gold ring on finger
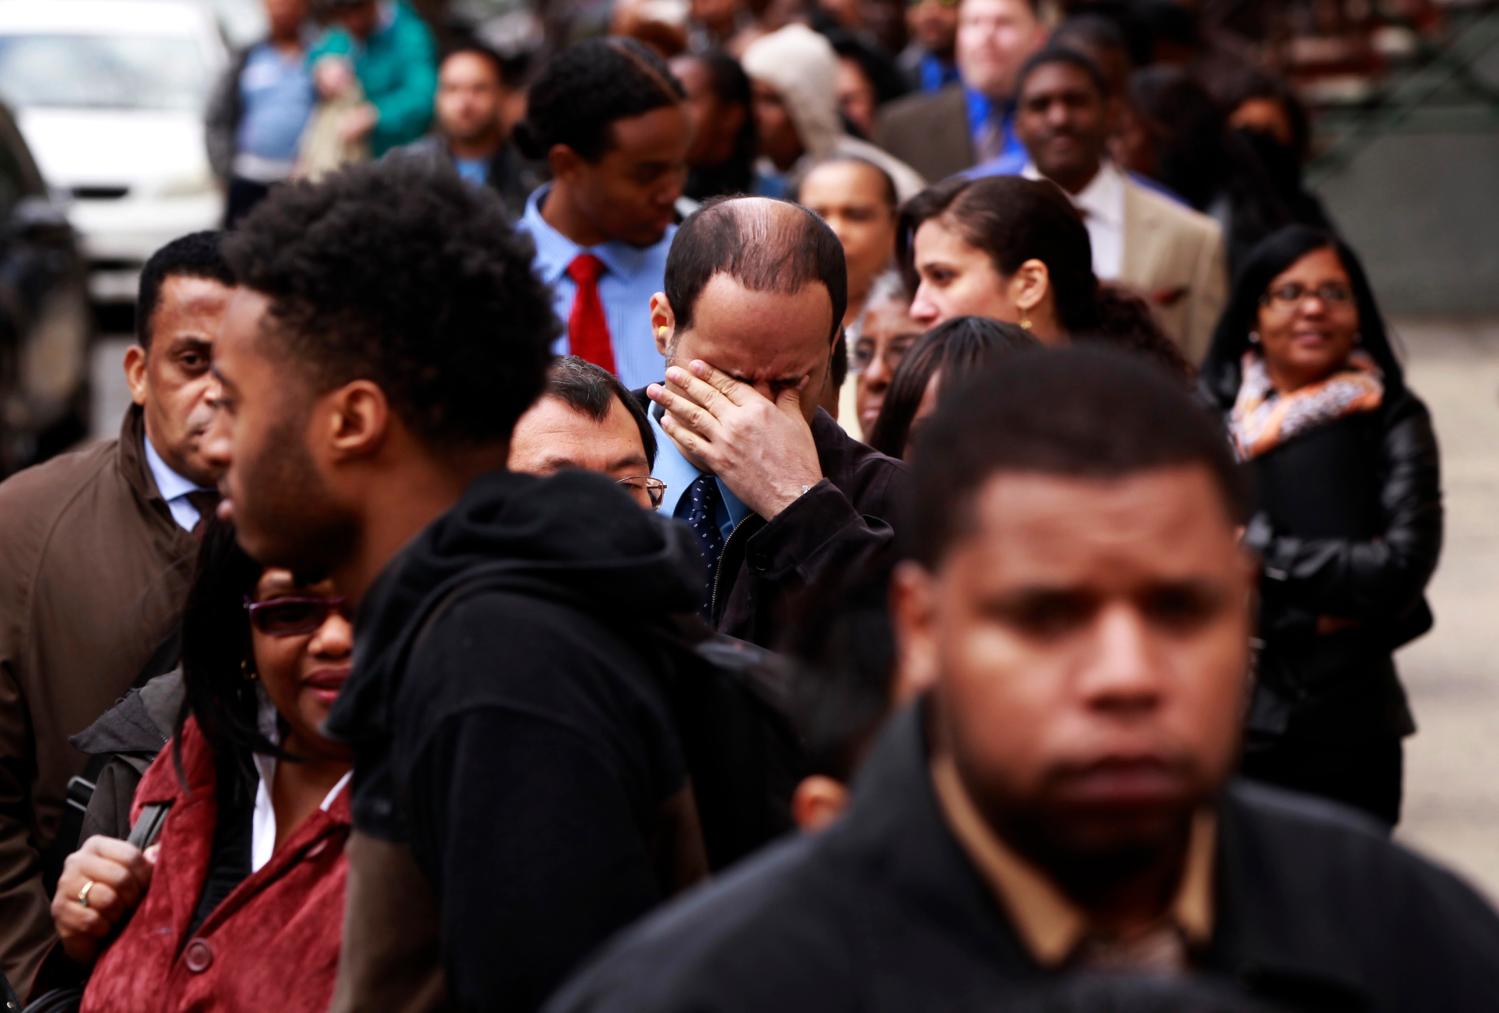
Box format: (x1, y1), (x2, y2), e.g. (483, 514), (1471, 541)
(77, 880), (95, 909)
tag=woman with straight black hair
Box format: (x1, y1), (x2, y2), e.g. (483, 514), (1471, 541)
(1199, 225), (1443, 828)
(867, 315), (1037, 460)
(49, 523), (355, 1010)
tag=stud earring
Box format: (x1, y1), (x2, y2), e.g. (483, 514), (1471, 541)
(1248, 330), (1261, 345)
(1019, 317), (1032, 331)
(656, 327), (668, 340)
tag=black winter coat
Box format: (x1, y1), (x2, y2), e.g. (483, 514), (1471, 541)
(1201, 367), (1443, 742)
(547, 703), (1499, 1012)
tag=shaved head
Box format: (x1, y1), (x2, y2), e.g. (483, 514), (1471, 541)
(665, 196), (847, 343)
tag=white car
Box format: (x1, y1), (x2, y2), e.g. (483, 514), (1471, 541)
(0, 0), (227, 302)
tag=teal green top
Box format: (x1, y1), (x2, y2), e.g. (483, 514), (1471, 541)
(309, 0), (437, 155)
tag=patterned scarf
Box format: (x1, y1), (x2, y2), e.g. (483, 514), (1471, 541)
(1229, 350), (1384, 460)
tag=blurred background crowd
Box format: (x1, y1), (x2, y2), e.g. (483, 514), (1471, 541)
(0, 0), (1494, 913)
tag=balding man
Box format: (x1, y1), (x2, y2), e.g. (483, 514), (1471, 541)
(646, 197), (908, 648)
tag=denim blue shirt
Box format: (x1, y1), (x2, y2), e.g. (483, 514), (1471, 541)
(236, 42), (315, 165)
(648, 403), (751, 540)
(964, 89), (1024, 165)
(517, 185), (675, 393)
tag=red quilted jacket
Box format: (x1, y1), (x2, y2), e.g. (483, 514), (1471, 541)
(81, 718), (350, 1012)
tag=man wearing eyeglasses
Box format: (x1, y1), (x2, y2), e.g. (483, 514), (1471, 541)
(510, 357), (666, 509)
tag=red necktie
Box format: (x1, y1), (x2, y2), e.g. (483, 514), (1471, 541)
(566, 253), (617, 374)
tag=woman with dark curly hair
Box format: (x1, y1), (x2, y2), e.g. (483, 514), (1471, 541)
(899, 175), (1192, 380)
(49, 522), (354, 1011)
(866, 316), (1036, 460)
(1199, 225), (1443, 828)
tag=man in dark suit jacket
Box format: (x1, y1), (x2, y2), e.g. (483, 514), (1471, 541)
(876, 0), (1046, 181)
(549, 349), (1499, 1012)
(642, 196), (907, 649)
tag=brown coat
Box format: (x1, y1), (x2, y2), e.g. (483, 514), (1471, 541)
(874, 84), (974, 184)
(0, 407), (197, 997)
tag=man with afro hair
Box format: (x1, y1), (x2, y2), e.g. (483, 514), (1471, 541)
(210, 157), (710, 1011)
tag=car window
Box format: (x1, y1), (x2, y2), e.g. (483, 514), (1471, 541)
(0, 34), (213, 112)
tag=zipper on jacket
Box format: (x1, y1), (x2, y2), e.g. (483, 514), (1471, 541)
(708, 518), (749, 624)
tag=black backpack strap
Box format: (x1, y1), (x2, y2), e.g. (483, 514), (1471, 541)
(126, 802), (171, 851)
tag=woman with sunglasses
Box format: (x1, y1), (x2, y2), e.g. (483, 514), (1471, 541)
(1199, 225), (1443, 829)
(49, 523), (354, 1011)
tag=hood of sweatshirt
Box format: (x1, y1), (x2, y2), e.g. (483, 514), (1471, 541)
(742, 24), (844, 162)
(325, 468), (703, 745)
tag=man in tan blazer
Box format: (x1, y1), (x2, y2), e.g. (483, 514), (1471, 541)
(1012, 47), (1226, 363)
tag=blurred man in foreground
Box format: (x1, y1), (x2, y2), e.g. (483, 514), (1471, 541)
(549, 348), (1499, 1012)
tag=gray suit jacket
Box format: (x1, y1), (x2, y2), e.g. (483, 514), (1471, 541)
(875, 84), (973, 183)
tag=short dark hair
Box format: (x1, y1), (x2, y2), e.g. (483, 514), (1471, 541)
(514, 38), (684, 163)
(224, 159), (559, 449)
(665, 196), (847, 344)
(544, 355), (658, 468)
(911, 346), (1247, 567)
(793, 155), (898, 211)
(440, 40), (507, 87)
(1053, 13), (1130, 61)
(1227, 71), (1312, 163)
(136, 230), (235, 350)
(899, 176), (1100, 334)
(868, 316), (1037, 459)
(1014, 46), (1110, 103)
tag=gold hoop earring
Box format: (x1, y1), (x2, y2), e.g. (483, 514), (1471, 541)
(241, 659), (257, 682)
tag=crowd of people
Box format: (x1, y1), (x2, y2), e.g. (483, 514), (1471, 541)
(0, 0), (1489, 1009)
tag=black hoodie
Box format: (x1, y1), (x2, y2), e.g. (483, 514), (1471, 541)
(326, 468), (711, 1011)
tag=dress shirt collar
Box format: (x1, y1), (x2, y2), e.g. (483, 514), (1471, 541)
(520, 184), (665, 285)
(1022, 159), (1127, 229)
(648, 402), (751, 530)
(142, 431), (211, 531)
(931, 751), (1215, 968)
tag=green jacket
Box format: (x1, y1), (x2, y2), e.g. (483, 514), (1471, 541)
(310, 1), (437, 155)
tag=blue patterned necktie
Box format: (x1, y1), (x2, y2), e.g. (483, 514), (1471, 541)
(683, 474), (725, 618)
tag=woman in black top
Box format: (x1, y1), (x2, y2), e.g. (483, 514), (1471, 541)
(1199, 225), (1443, 827)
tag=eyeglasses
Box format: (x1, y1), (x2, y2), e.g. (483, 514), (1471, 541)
(244, 595), (348, 637)
(1261, 282), (1354, 308)
(616, 475), (667, 508)
(851, 335), (919, 374)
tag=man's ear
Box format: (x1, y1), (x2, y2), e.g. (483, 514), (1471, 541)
(791, 776), (849, 833)
(323, 380), (389, 463)
(547, 143), (582, 182)
(649, 293), (675, 357)
(891, 559), (940, 703)
(1010, 257), (1051, 316)
(123, 344), (148, 407)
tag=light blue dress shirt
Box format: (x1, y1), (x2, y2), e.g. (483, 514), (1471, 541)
(142, 435), (212, 532)
(648, 404), (751, 541)
(517, 185), (675, 393)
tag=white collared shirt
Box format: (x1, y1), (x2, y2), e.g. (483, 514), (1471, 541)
(250, 697), (351, 873)
(141, 434), (214, 533)
(1023, 160), (1127, 281)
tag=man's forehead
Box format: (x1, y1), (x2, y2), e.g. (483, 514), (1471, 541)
(951, 467), (1237, 574)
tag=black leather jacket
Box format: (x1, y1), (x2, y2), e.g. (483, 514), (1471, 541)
(1202, 369), (1444, 741)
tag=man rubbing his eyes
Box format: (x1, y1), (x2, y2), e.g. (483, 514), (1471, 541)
(644, 196), (908, 648)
